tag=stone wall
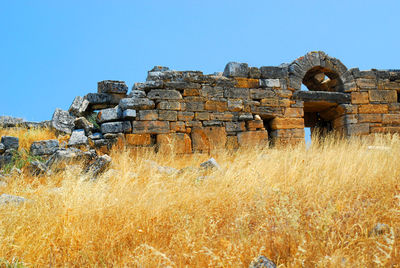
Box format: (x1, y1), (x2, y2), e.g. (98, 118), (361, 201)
(47, 51), (400, 153)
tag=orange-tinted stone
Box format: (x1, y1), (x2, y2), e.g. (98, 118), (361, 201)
(204, 100), (228, 112)
(125, 134), (152, 146)
(191, 126), (227, 152)
(270, 118), (304, 130)
(234, 78), (259, 88)
(358, 104), (388, 114)
(156, 133), (192, 154)
(237, 131), (269, 148)
(351, 92), (369, 104)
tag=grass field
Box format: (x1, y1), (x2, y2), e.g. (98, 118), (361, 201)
(0, 128), (399, 267)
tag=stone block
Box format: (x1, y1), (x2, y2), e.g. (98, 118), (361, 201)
(358, 104), (388, 114)
(30, 139), (59, 156)
(51, 108), (75, 135)
(165, 81), (201, 90)
(125, 134), (152, 146)
(170, 121), (186, 132)
(250, 88), (276, 99)
(157, 101), (183, 110)
(119, 98), (155, 110)
(204, 100), (228, 112)
(178, 112), (194, 121)
(259, 79), (280, 88)
(97, 106), (121, 123)
(68, 129), (89, 147)
(138, 110), (158, 121)
(159, 110), (177, 121)
(157, 133), (192, 154)
(378, 81), (400, 90)
(184, 101), (204, 112)
(98, 80), (128, 94)
(226, 135), (239, 149)
(332, 115), (358, 128)
(270, 118), (304, 130)
(358, 114), (382, 123)
(237, 131), (269, 148)
(195, 112), (210, 121)
(183, 88), (200, 96)
(238, 113), (253, 121)
(336, 104), (358, 115)
(201, 86), (224, 98)
(249, 67), (261, 79)
(356, 78), (376, 89)
(269, 129), (304, 138)
(122, 109), (137, 119)
(346, 123), (370, 136)
(260, 66), (288, 79)
(210, 112), (234, 121)
(368, 90), (397, 103)
(133, 80), (164, 91)
(283, 108), (304, 118)
(260, 98), (280, 107)
(382, 114), (400, 124)
(69, 96), (89, 117)
(0, 136), (19, 151)
(127, 90), (147, 99)
(227, 99), (243, 112)
(234, 78), (259, 88)
(388, 103), (400, 112)
(351, 92), (369, 104)
(85, 93), (125, 109)
(147, 89), (182, 100)
(101, 121), (132, 134)
(224, 88), (249, 99)
(225, 121), (246, 132)
(223, 62), (249, 78)
(131, 121), (170, 134)
(246, 120), (264, 130)
(371, 126), (400, 134)
(191, 126), (227, 152)
(203, 120), (223, 127)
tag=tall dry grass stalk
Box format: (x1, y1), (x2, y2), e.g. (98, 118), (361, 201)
(0, 132), (399, 266)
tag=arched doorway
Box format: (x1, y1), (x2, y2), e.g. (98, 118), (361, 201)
(289, 52), (352, 142)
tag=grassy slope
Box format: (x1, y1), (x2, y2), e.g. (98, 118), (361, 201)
(0, 128), (399, 266)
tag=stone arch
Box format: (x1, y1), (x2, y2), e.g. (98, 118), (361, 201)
(288, 51), (353, 92)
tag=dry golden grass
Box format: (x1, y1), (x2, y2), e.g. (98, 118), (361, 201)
(0, 130), (399, 267)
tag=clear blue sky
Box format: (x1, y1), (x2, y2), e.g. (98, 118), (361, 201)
(1, 0), (399, 122)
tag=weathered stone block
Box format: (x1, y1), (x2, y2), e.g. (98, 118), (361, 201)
(184, 101), (204, 112)
(30, 140), (59, 156)
(284, 108), (304, 118)
(131, 121), (170, 134)
(1, 136), (19, 151)
(356, 78), (376, 89)
(165, 81), (201, 90)
(119, 98), (155, 110)
(238, 113), (253, 121)
(101, 121), (132, 134)
(85, 93), (125, 109)
(68, 129), (89, 147)
(122, 109), (137, 119)
(201, 86), (224, 98)
(260, 98), (280, 107)
(237, 131), (269, 147)
(191, 127), (227, 152)
(125, 134), (152, 146)
(210, 112), (234, 121)
(358, 114), (382, 123)
(270, 118), (304, 130)
(128, 90), (147, 98)
(227, 99), (243, 112)
(183, 88), (200, 96)
(138, 110), (158, 121)
(371, 126), (400, 134)
(203, 120), (223, 127)
(250, 88), (276, 99)
(224, 88), (249, 99)
(51, 108), (75, 135)
(368, 90), (397, 103)
(269, 129), (304, 138)
(133, 80), (164, 91)
(226, 135), (239, 149)
(260, 66), (288, 79)
(332, 115), (358, 127)
(186, 121), (203, 128)
(223, 62), (249, 78)
(234, 78), (259, 88)
(249, 67), (261, 79)
(358, 104), (388, 114)
(195, 112), (210, 121)
(382, 114), (400, 124)
(204, 100), (227, 112)
(246, 120), (264, 130)
(148, 89), (182, 100)
(346, 123), (370, 136)
(159, 110), (177, 121)
(178, 112), (194, 121)
(225, 122), (246, 132)
(98, 80), (128, 94)
(259, 79), (280, 88)
(98, 106), (121, 123)
(157, 133), (192, 154)
(351, 92), (369, 104)
(170, 121), (186, 132)
(157, 101), (183, 110)
(69, 96), (89, 117)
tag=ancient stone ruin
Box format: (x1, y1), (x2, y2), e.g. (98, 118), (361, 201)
(4, 51), (400, 154)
